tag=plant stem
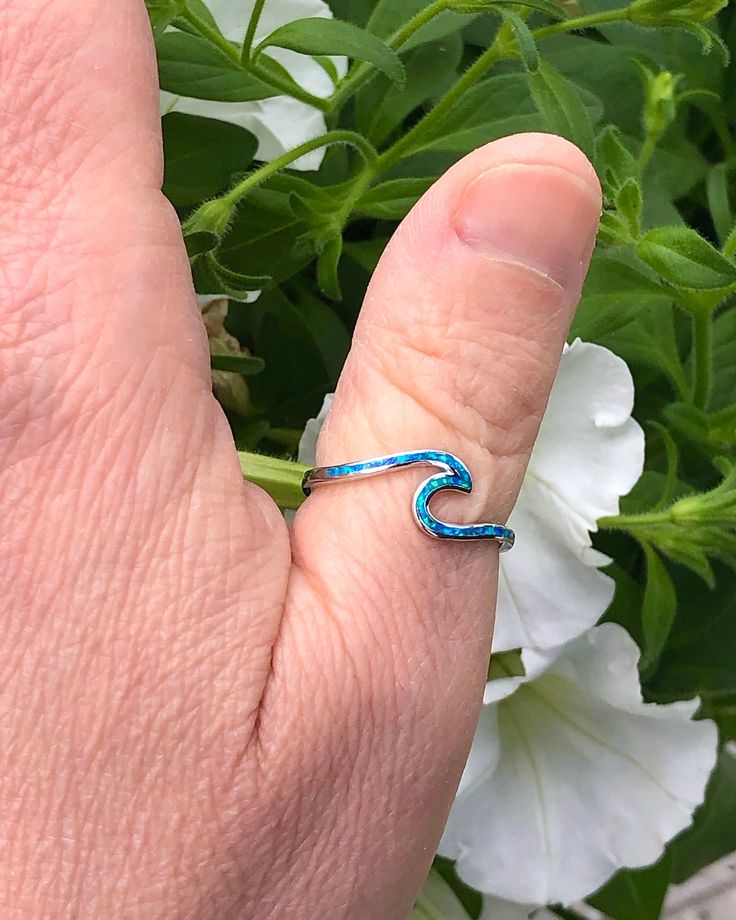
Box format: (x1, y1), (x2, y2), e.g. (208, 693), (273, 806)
(534, 7), (629, 39)
(599, 509), (673, 530)
(241, 0), (267, 63)
(639, 131), (659, 174)
(222, 130), (377, 208)
(373, 6), (631, 172)
(181, 4), (329, 112)
(691, 309), (714, 410)
(723, 221), (736, 260)
(331, 0), (450, 110)
(238, 452), (309, 509)
(180, 6), (240, 63)
(251, 61), (331, 112)
(376, 33), (511, 171)
(710, 403), (736, 428)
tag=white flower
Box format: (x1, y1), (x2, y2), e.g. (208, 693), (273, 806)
(298, 392), (333, 464)
(161, 0), (347, 170)
(407, 869), (472, 920)
(440, 623), (718, 910)
(494, 339), (645, 654)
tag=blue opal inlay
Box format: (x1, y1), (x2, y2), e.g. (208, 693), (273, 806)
(302, 450), (515, 550)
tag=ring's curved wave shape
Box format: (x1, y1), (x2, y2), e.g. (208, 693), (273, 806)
(302, 449), (515, 551)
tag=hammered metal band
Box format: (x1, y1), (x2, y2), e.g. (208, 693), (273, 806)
(302, 449), (515, 551)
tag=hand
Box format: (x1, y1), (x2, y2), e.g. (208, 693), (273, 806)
(0, 2), (601, 917)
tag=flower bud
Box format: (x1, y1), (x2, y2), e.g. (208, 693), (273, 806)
(639, 66), (680, 138)
(628, 0), (728, 26)
(184, 197), (235, 241)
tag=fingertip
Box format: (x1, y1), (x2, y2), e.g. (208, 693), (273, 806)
(473, 132), (602, 202)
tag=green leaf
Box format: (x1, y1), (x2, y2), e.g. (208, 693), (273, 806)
(356, 177), (433, 219)
(232, 287), (350, 425)
(601, 301), (688, 396)
(664, 402), (710, 444)
(257, 18), (405, 85)
(145, 0), (185, 38)
(487, 650), (525, 681)
(670, 750), (736, 882)
(408, 868), (472, 920)
(640, 543), (677, 674)
(420, 73), (601, 154)
(157, 32), (277, 101)
(270, 173), (342, 216)
(544, 36), (644, 136)
(162, 113), (257, 207)
(527, 60), (596, 160)
(648, 565), (736, 700)
(637, 226), (736, 294)
(172, 0), (219, 32)
(571, 254), (669, 341)
(209, 339), (252, 416)
(210, 353), (265, 375)
(317, 235), (344, 301)
(710, 306), (736, 410)
(367, 0), (472, 51)
(184, 229), (220, 258)
(432, 858), (483, 919)
(706, 162), (735, 245)
(218, 186), (316, 285)
(503, 11), (540, 72)
(192, 253), (269, 301)
(471, 0), (567, 17)
(598, 125), (639, 197)
(649, 421), (681, 512)
(328, 0), (373, 26)
(587, 853), (672, 920)
(615, 179), (643, 235)
(355, 35), (463, 145)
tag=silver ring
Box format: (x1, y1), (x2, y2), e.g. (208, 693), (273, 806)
(302, 449), (514, 550)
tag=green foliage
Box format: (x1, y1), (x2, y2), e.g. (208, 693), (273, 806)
(588, 853), (672, 920)
(255, 17), (406, 84)
(637, 225), (736, 295)
(527, 60), (596, 158)
(145, 0), (186, 37)
(149, 1), (736, 915)
(162, 113), (258, 206)
(158, 32), (278, 100)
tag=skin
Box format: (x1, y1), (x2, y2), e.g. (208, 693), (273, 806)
(0, 1), (602, 917)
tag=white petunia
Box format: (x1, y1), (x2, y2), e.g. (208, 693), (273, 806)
(298, 392), (334, 465)
(494, 339), (645, 654)
(161, 0), (347, 170)
(440, 623), (718, 909)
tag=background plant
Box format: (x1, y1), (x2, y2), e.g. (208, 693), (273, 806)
(148, 0), (736, 916)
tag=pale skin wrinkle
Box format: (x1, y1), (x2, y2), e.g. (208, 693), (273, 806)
(0, 1), (602, 917)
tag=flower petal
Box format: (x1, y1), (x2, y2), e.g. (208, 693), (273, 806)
(298, 393), (333, 464)
(493, 477), (615, 653)
(160, 91), (332, 170)
(441, 624), (718, 906)
(494, 340), (644, 652)
(527, 339), (645, 535)
(206, 0), (337, 43)
(163, 0), (346, 170)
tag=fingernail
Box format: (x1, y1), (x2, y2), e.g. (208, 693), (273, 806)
(453, 163), (601, 289)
